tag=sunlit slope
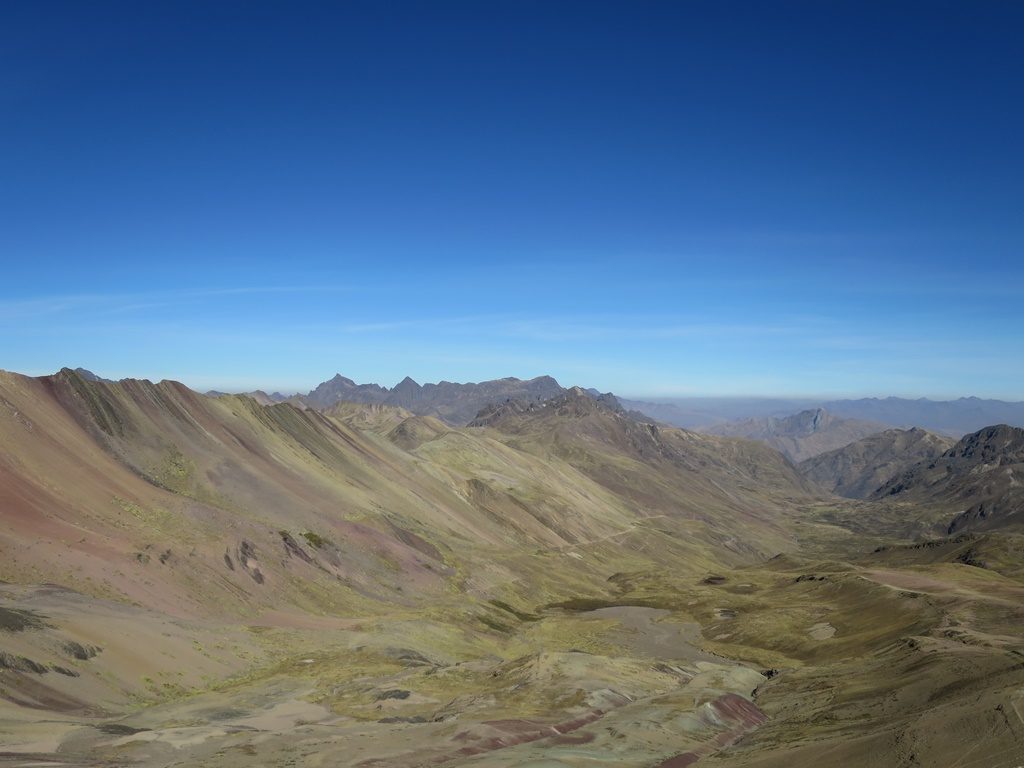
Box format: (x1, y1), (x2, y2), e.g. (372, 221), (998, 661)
(0, 368), (459, 620)
(702, 553), (1024, 768)
(469, 388), (819, 561)
(1, 370), (815, 622)
(2, 369), (615, 619)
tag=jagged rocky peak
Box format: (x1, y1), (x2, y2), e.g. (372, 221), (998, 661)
(871, 424), (1024, 534)
(530, 375), (560, 388)
(947, 424), (1024, 462)
(468, 397), (533, 426)
(560, 386), (625, 413)
(789, 408), (832, 434)
(392, 376), (422, 396)
(798, 427), (956, 499)
(72, 367), (113, 383)
(304, 373), (389, 408)
(328, 373), (359, 387)
(470, 386), (625, 427)
(303, 371), (566, 424)
(552, 386), (607, 416)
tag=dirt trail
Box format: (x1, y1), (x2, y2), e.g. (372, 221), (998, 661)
(861, 569), (1024, 605)
(556, 514), (670, 554)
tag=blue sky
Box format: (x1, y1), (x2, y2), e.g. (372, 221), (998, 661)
(2, 2), (1022, 398)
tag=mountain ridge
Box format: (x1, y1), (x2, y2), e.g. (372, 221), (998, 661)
(302, 372), (565, 424)
(873, 424), (1024, 534)
(798, 427), (955, 499)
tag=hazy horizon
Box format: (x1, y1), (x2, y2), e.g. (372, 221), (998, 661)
(16, 363), (1024, 405)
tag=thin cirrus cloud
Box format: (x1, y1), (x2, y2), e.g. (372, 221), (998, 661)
(495, 319), (805, 343)
(0, 285), (359, 322)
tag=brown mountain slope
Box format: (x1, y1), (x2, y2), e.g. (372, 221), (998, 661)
(702, 408), (886, 462)
(469, 387), (819, 561)
(0, 370), (819, 622)
(0, 368), (462, 621)
(0, 369), (820, 755)
(873, 424), (1024, 533)
(3, 371), (1022, 768)
(799, 427), (955, 499)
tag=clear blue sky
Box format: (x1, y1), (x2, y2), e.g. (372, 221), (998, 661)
(2, 1), (1022, 398)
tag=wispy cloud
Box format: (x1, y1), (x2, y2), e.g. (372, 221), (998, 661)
(0, 285), (359, 322)
(495, 318), (804, 343)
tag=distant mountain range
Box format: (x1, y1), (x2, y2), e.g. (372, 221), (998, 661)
(205, 373), (575, 426)
(84, 366), (1023, 438)
(302, 373), (565, 425)
(699, 408), (887, 463)
(622, 395), (1024, 436)
(618, 397), (823, 429)
(825, 397), (1024, 436)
